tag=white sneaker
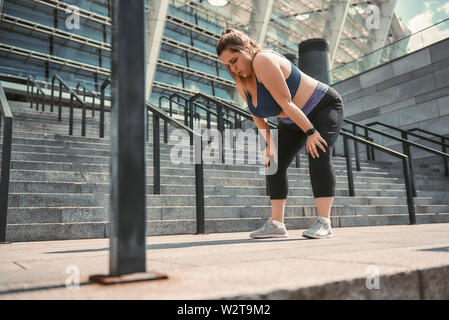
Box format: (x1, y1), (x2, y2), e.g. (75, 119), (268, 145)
(302, 217), (333, 239)
(249, 218), (288, 239)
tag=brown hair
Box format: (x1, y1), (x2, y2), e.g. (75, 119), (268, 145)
(216, 28), (267, 83)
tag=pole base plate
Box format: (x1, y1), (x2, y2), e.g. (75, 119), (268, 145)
(89, 272), (168, 285)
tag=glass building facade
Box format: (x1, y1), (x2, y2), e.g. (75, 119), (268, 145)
(0, 0), (412, 110)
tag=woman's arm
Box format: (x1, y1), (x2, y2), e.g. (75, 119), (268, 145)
(252, 115), (275, 148)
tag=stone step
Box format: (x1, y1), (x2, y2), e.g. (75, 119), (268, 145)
(5, 213), (449, 241)
(6, 186), (413, 207)
(6, 204), (449, 225)
(7, 158), (385, 174)
(7, 169), (403, 184)
(7, 175), (413, 194)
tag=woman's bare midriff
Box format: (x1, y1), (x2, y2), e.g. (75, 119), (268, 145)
(278, 72), (318, 119)
(274, 54), (318, 119)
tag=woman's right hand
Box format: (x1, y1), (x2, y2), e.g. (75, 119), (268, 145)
(264, 145), (278, 168)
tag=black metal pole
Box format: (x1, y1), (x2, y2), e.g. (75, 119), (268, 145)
(36, 90), (39, 111)
(0, 114), (12, 243)
(108, 0), (146, 276)
(364, 128), (371, 160)
(92, 96), (95, 117)
(402, 157), (416, 225)
(30, 82), (34, 109)
(442, 137), (448, 177)
(353, 125), (361, 171)
(153, 114), (160, 195)
(69, 94), (74, 136)
(51, 79), (55, 113)
(163, 119), (168, 144)
(343, 136), (355, 196)
(82, 101), (86, 137)
(58, 83), (62, 122)
(194, 132), (205, 234)
(100, 91), (105, 138)
(401, 132), (417, 197)
(41, 92), (45, 112)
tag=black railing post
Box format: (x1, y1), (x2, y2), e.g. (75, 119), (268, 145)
(69, 94), (74, 136)
(343, 136), (355, 196)
(30, 82), (34, 109)
(295, 153), (300, 168)
(364, 128), (371, 160)
(50, 78), (55, 113)
(58, 83), (63, 122)
(153, 113), (160, 195)
(36, 89), (39, 111)
(353, 125), (361, 171)
(26, 79), (30, 101)
(401, 132), (417, 197)
(442, 137), (448, 177)
(82, 101), (86, 137)
(184, 100), (188, 126)
(194, 131), (205, 234)
(217, 104), (224, 163)
(41, 92), (45, 112)
(163, 118), (168, 144)
(100, 88), (106, 138)
(92, 96), (95, 117)
(402, 157), (416, 225)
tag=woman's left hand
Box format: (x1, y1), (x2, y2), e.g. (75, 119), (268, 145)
(306, 130), (328, 159)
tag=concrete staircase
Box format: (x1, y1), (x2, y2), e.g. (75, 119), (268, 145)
(2, 100), (449, 242)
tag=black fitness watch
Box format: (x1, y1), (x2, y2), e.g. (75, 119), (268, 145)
(305, 127), (316, 136)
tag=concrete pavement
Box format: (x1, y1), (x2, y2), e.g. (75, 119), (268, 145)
(1, 223), (449, 299)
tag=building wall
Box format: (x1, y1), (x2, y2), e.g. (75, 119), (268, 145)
(0, 0), (235, 113)
(332, 37), (449, 169)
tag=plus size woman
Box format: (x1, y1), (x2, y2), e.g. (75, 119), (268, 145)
(216, 28), (344, 239)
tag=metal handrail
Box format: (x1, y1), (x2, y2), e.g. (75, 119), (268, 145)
(26, 76), (46, 112)
(0, 81), (13, 242)
(407, 128), (448, 141)
(407, 128), (448, 177)
(367, 121), (449, 177)
(366, 122), (449, 148)
(50, 74), (87, 136)
(340, 130), (416, 225)
(99, 78), (110, 138)
(157, 95), (199, 143)
(146, 100), (206, 234)
(76, 82), (101, 118)
(344, 118), (449, 196)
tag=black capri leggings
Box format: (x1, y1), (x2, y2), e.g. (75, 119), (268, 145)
(267, 86), (344, 199)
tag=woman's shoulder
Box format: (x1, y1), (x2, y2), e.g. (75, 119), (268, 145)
(253, 50), (290, 68)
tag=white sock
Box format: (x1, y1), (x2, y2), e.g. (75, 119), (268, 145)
(271, 219), (284, 227)
(320, 217), (331, 225)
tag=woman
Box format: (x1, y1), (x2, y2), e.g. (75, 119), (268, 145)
(216, 28), (344, 239)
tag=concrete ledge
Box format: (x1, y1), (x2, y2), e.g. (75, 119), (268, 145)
(230, 265), (449, 299)
(0, 223), (448, 299)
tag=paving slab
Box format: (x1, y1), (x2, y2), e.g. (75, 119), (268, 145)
(0, 223), (449, 299)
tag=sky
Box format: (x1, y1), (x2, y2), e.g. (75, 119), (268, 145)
(395, 0), (449, 32)
(394, 0), (449, 50)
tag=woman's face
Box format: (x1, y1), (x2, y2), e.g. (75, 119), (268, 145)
(219, 48), (252, 78)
